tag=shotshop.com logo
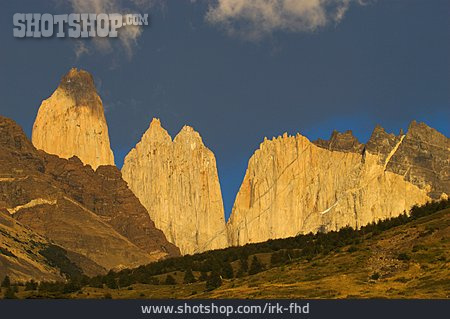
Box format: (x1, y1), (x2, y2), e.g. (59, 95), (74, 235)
(13, 13), (149, 38)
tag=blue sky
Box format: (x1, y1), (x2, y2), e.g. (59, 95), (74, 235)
(0, 0), (449, 218)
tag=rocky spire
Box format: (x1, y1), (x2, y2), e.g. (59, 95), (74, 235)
(32, 68), (114, 170)
(122, 119), (228, 255)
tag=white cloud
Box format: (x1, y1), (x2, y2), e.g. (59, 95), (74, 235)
(66, 0), (369, 58)
(206, 0), (364, 40)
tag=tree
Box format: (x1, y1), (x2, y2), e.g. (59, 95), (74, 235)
(89, 276), (104, 289)
(105, 277), (118, 289)
(3, 287), (17, 299)
(240, 257), (248, 272)
(25, 280), (38, 291)
(221, 262), (234, 279)
(63, 280), (81, 294)
(164, 275), (176, 285)
(183, 269), (196, 284)
(270, 251), (283, 266)
(236, 267), (244, 278)
(249, 256), (264, 275)
(206, 271), (222, 291)
(38, 281), (65, 293)
(149, 277), (160, 285)
(118, 273), (132, 288)
(1, 275), (11, 288)
(199, 271), (208, 282)
(236, 258), (249, 278)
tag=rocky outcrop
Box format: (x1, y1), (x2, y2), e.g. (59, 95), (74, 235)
(315, 122), (449, 200)
(32, 68), (114, 170)
(365, 125), (404, 163)
(0, 116), (179, 273)
(314, 130), (364, 153)
(228, 131), (432, 246)
(381, 121), (450, 200)
(122, 119), (228, 255)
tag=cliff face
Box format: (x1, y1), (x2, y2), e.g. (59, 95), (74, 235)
(0, 116), (179, 273)
(381, 122), (449, 200)
(32, 68), (114, 170)
(122, 119), (228, 255)
(315, 123), (449, 200)
(227, 128), (435, 246)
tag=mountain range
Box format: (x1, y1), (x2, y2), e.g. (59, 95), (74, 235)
(0, 68), (448, 283)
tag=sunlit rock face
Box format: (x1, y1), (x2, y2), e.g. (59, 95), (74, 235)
(122, 119), (228, 255)
(32, 68), (114, 170)
(226, 122), (447, 246)
(0, 115), (179, 273)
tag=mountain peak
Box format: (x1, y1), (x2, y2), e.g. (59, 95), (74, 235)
(314, 129), (363, 153)
(406, 120), (448, 144)
(141, 118), (171, 144)
(122, 122), (227, 255)
(407, 120), (432, 134)
(150, 117), (162, 127)
(0, 116), (35, 153)
(174, 125), (204, 146)
(31, 69), (115, 169)
(372, 124), (386, 134)
(58, 68), (98, 106)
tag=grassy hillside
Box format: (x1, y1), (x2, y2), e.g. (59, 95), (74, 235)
(202, 208), (450, 299)
(2, 200), (449, 299)
(0, 210), (67, 284)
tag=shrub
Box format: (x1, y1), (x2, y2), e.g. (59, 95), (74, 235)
(397, 253), (411, 261)
(370, 272), (380, 280)
(347, 246), (358, 253)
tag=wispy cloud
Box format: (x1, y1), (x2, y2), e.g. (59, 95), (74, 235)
(74, 40), (90, 59)
(66, 0), (159, 58)
(206, 0), (367, 40)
